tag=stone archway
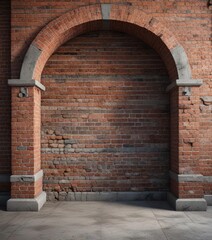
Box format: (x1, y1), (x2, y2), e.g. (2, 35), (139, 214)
(7, 4), (205, 211)
(11, 4), (192, 84)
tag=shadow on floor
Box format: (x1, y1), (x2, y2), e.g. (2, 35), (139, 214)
(101, 200), (173, 211)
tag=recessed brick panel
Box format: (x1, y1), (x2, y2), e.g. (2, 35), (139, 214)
(41, 31), (170, 194)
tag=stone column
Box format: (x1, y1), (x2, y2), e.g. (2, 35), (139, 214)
(7, 79), (46, 211)
(167, 79), (207, 211)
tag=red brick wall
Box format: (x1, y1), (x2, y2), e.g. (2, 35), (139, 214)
(200, 100), (212, 194)
(10, 86), (43, 198)
(0, 0), (11, 192)
(11, 1), (211, 80)
(41, 31), (170, 195)
(5, 0), (212, 198)
(11, 87), (41, 175)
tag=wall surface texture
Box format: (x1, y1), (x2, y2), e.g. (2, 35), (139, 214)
(0, 0), (211, 209)
(41, 31), (169, 198)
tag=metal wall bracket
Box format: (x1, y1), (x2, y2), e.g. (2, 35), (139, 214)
(18, 87), (28, 98)
(182, 87), (191, 96)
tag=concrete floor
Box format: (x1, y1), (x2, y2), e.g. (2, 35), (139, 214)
(0, 201), (212, 240)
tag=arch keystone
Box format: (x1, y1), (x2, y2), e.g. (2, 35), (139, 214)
(101, 4), (111, 20)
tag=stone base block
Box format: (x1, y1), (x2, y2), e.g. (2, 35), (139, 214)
(7, 191), (46, 211)
(204, 195), (212, 206)
(167, 192), (207, 211)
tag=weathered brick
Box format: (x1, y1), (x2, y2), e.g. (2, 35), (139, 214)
(41, 31), (170, 194)
(0, 0), (211, 204)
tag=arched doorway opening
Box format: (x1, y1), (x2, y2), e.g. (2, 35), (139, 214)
(41, 30), (170, 200)
(7, 4), (204, 211)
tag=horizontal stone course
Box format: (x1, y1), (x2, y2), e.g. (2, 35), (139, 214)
(10, 170), (43, 183)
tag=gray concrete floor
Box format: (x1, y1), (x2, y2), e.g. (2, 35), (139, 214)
(0, 201), (212, 240)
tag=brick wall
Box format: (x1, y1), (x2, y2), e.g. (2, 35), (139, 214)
(11, 1), (211, 80)
(41, 31), (169, 197)
(10, 86), (43, 198)
(0, 0), (11, 193)
(5, 0), (212, 199)
(200, 100), (212, 195)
